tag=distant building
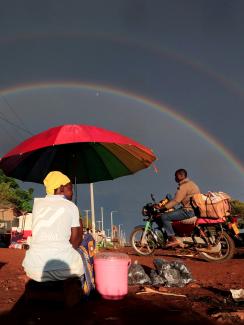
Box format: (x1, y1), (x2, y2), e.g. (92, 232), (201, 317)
(10, 213), (32, 247)
(0, 208), (17, 234)
(0, 207), (16, 221)
(0, 207), (18, 247)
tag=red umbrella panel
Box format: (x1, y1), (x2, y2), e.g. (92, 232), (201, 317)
(0, 124), (157, 184)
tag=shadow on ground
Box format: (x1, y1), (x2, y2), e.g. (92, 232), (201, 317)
(0, 262), (7, 270)
(0, 284), (215, 325)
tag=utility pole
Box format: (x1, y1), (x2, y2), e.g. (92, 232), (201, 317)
(110, 211), (117, 240)
(118, 224), (123, 244)
(100, 207), (104, 232)
(123, 231), (126, 245)
(83, 209), (90, 228)
(90, 183), (96, 235)
(97, 220), (102, 231)
(120, 231), (125, 246)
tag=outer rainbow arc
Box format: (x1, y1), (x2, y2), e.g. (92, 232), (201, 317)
(0, 81), (243, 176)
(1, 31), (244, 101)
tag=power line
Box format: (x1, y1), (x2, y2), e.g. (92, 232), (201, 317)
(1, 95), (33, 136)
(0, 113), (33, 136)
(0, 118), (20, 143)
(0, 106), (25, 141)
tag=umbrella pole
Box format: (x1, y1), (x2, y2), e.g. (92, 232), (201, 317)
(74, 176), (77, 205)
(90, 183), (96, 236)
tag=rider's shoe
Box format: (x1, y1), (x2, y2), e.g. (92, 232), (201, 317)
(165, 236), (185, 248)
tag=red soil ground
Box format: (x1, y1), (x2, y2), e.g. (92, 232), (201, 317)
(0, 247), (243, 324)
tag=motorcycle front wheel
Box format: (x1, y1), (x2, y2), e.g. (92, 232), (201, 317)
(130, 227), (156, 256)
(199, 231), (235, 262)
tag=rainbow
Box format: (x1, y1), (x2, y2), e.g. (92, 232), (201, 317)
(0, 81), (243, 176)
(1, 31), (244, 100)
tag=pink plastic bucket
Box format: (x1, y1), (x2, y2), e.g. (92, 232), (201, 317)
(94, 252), (131, 300)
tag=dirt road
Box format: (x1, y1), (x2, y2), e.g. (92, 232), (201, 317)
(0, 248), (243, 324)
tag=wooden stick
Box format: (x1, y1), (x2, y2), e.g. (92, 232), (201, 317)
(212, 311), (244, 321)
(136, 287), (186, 298)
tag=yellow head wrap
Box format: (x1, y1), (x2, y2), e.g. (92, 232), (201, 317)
(43, 171), (71, 195)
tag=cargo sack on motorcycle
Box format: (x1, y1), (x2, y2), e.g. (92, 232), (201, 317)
(191, 191), (231, 219)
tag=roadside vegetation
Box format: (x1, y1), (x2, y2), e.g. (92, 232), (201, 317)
(0, 169), (33, 213)
(231, 199), (244, 227)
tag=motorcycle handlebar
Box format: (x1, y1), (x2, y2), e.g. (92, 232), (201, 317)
(151, 193), (156, 203)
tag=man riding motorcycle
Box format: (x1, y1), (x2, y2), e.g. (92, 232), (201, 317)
(157, 168), (200, 248)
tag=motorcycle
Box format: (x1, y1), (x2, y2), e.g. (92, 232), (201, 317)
(224, 215), (244, 247)
(130, 194), (236, 262)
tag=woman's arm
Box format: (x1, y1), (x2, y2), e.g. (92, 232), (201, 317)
(70, 224), (83, 249)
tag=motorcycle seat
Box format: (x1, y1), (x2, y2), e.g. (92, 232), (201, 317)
(196, 217), (225, 224)
(174, 217), (197, 225)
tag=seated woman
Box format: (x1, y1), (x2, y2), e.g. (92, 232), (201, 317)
(22, 171), (88, 288)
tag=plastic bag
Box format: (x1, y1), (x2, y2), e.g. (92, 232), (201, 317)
(153, 259), (171, 275)
(150, 269), (165, 286)
(128, 261), (151, 285)
(153, 259), (193, 287)
(170, 260), (193, 285)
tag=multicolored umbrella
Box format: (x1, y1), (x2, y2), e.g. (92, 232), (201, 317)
(0, 124), (157, 183)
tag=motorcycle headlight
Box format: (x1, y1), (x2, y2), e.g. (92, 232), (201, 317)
(142, 207), (148, 216)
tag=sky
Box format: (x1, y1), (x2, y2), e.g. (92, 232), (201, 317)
(0, 0), (243, 237)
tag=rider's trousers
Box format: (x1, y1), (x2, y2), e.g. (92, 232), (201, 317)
(160, 208), (195, 237)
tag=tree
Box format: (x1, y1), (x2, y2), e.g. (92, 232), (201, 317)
(231, 200), (244, 217)
(231, 200), (244, 227)
(0, 169), (34, 213)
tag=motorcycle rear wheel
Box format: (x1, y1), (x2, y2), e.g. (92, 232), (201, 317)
(199, 231), (235, 262)
(130, 227), (156, 256)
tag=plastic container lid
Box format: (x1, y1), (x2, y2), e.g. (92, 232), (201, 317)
(95, 252), (130, 260)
